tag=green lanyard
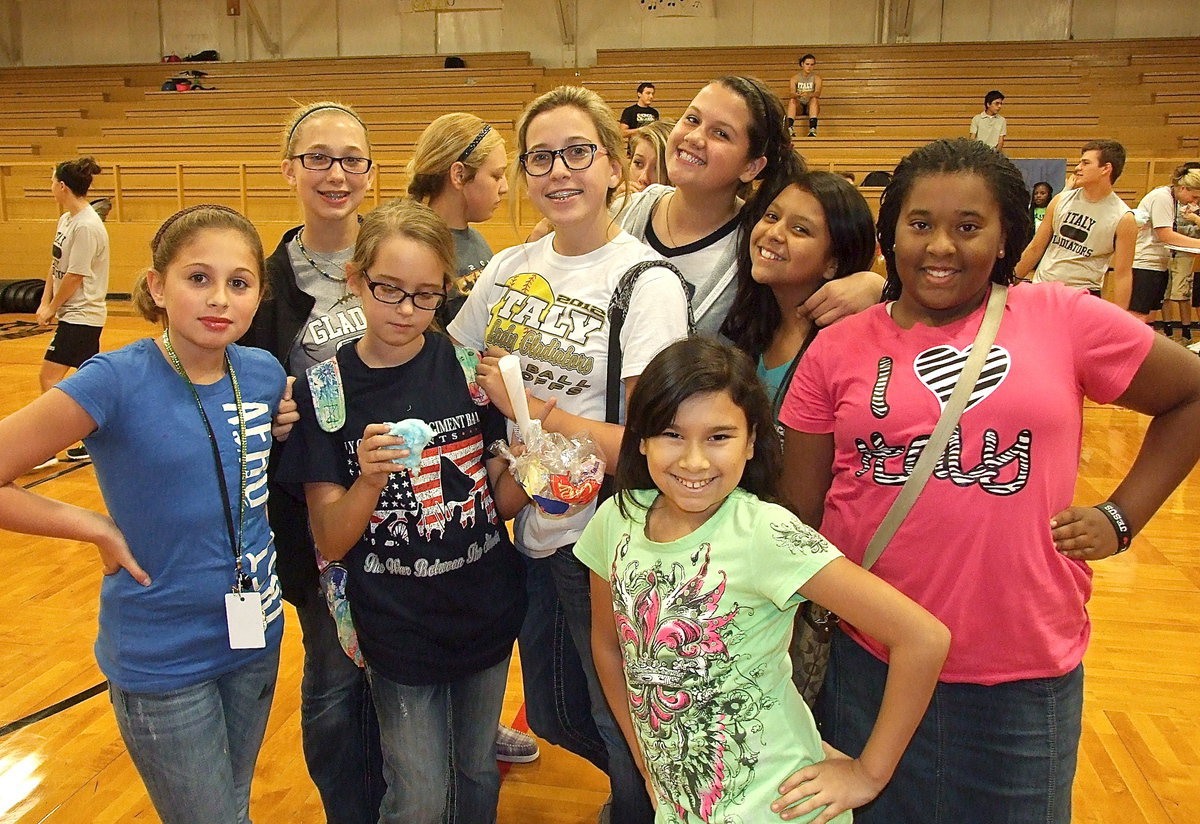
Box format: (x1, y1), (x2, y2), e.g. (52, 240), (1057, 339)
(160, 329), (251, 593)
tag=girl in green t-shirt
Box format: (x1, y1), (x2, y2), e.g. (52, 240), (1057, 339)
(578, 337), (949, 823)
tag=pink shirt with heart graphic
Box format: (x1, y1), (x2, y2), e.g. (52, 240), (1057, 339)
(781, 282), (1154, 685)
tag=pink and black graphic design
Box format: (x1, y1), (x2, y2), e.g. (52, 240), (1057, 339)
(608, 538), (770, 822)
(855, 344), (1032, 495)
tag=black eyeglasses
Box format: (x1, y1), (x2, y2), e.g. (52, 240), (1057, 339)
(363, 276), (446, 310)
(291, 153), (373, 175)
(519, 143), (603, 177)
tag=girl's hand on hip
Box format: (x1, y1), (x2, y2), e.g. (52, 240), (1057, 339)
(356, 423), (409, 490)
(772, 743), (883, 822)
(95, 517), (150, 586)
(1050, 505), (1119, 560)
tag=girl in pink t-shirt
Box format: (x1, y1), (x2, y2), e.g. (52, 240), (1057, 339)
(780, 138), (1200, 823)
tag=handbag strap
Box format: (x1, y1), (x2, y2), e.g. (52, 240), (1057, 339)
(861, 282), (1008, 569)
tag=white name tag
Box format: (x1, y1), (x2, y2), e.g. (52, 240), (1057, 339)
(225, 591), (267, 649)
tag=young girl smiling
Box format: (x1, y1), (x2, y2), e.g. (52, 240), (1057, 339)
(782, 138), (1200, 822)
(450, 85), (691, 823)
(577, 337), (947, 823)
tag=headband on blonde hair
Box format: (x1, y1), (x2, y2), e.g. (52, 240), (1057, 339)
(457, 125), (492, 164)
(286, 104), (367, 149)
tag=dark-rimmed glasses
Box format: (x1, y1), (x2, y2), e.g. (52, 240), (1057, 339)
(363, 276), (446, 310)
(518, 143), (602, 176)
(291, 153), (373, 175)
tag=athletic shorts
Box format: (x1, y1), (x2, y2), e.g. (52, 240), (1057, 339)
(1168, 252), (1196, 302)
(44, 320), (102, 368)
(1130, 268), (1169, 314)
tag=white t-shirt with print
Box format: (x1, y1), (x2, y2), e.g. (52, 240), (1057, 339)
(448, 231), (690, 556)
(51, 205), (109, 327)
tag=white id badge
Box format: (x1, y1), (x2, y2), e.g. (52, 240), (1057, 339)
(225, 591), (267, 649)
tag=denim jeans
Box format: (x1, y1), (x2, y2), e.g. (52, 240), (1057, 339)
(820, 628), (1083, 824)
(367, 656), (511, 824)
(109, 646), (280, 824)
(521, 546), (655, 824)
(295, 590), (386, 824)
(518, 551), (608, 771)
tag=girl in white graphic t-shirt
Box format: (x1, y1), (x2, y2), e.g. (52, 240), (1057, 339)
(448, 85), (690, 824)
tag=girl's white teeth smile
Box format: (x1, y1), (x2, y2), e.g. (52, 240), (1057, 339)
(924, 267), (957, 279)
(757, 246), (784, 262)
(677, 149), (705, 166)
(674, 475), (713, 490)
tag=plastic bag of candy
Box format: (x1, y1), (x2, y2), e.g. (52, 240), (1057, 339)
(491, 420), (605, 517)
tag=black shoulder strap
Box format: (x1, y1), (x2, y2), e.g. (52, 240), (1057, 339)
(604, 260), (695, 426)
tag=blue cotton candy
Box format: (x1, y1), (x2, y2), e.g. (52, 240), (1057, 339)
(384, 418), (435, 472)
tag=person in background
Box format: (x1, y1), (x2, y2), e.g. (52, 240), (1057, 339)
(786, 54), (822, 137)
(35, 156), (109, 466)
(1030, 181), (1053, 232)
(969, 90), (1006, 151)
(1130, 164), (1200, 325)
(628, 118), (674, 192)
(619, 82), (659, 140)
(1017, 139), (1136, 309)
(1161, 162), (1200, 341)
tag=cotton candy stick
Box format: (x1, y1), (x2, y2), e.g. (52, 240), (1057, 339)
(498, 354), (535, 440)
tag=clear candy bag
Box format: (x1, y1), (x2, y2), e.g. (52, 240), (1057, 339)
(491, 421), (605, 517)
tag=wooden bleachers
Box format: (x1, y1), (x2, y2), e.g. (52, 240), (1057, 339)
(0, 38), (1195, 288)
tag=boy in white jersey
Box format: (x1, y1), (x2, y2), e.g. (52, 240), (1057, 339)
(1016, 139), (1137, 310)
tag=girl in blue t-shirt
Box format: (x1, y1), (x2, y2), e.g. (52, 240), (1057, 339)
(278, 197), (530, 824)
(578, 337), (949, 823)
(0, 204), (292, 824)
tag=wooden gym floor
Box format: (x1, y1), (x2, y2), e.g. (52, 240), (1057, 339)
(0, 314), (1198, 823)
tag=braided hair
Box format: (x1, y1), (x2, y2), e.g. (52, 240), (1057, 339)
(877, 138), (1031, 302)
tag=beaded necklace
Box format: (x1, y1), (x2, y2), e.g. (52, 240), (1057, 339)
(294, 228), (349, 283)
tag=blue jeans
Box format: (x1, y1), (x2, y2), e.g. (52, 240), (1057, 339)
(820, 628), (1083, 824)
(521, 546), (655, 824)
(109, 646), (280, 824)
(295, 590), (385, 824)
(367, 656), (511, 824)
(518, 552), (608, 771)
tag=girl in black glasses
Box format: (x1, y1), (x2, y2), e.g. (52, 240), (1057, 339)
(278, 198), (529, 824)
(239, 100), (385, 824)
(448, 85), (691, 824)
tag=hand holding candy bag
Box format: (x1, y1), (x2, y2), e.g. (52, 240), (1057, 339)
(490, 355), (605, 517)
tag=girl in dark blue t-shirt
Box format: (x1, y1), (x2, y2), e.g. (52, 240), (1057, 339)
(279, 197), (529, 824)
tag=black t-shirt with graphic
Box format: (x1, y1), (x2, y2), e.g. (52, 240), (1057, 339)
(620, 104), (659, 130)
(279, 332), (525, 685)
